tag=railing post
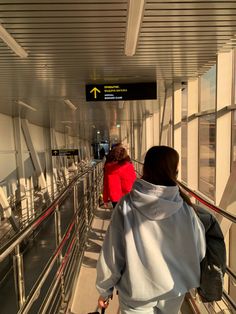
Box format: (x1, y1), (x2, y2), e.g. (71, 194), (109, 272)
(89, 170), (93, 222)
(73, 183), (81, 238)
(54, 205), (66, 305)
(82, 176), (89, 230)
(73, 184), (78, 215)
(13, 245), (25, 309)
(93, 167), (96, 210)
(96, 165), (100, 206)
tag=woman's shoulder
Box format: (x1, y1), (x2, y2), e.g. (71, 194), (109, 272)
(181, 202), (200, 221)
(182, 202), (206, 232)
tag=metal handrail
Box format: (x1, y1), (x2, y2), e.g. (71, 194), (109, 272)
(226, 266), (236, 283)
(0, 165), (93, 263)
(223, 290), (236, 310)
(131, 159), (236, 223)
(18, 217), (76, 314)
(132, 159), (143, 166)
(38, 233), (77, 314)
(178, 182), (236, 310)
(0, 160), (104, 313)
(178, 181), (236, 223)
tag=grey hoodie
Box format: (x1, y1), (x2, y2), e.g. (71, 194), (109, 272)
(96, 179), (206, 303)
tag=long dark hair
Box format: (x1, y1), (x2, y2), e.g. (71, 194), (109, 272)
(142, 146), (193, 207)
(106, 145), (131, 164)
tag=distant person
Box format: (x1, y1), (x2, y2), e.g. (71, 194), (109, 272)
(67, 158), (77, 178)
(103, 145), (136, 208)
(99, 147), (106, 159)
(111, 142), (122, 150)
(96, 146), (206, 314)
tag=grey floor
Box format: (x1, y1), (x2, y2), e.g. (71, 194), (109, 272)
(70, 207), (120, 314)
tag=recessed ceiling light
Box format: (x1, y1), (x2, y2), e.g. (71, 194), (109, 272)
(0, 24), (28, 58)
(61, 120), (73, 124)
(125, 0), (145, 56)
(64, 99), (77, 111)
(17, 100), (37, 111)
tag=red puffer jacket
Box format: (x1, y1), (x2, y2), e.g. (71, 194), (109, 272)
(103, 161), (136, 203)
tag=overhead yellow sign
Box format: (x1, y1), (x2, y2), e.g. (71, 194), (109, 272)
(90, 87), (101, 99)
(86, 82), (157, 102)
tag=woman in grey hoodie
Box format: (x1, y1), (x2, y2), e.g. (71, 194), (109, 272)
(96, 146), (206, 314)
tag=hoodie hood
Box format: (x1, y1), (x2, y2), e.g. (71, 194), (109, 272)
(129, 178), (183, 220)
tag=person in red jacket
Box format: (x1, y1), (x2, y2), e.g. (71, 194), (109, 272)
(103, 145), (136, 208)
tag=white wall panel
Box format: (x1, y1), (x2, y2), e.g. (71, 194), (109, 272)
(153, 111), (160, 145)
(0, 113), (15, 150)
(68, 136), (75, 147)
(55, 131), (65, 148)
(0, 154), (17, 183)
(174, 127), (181, 178)
(134, 126), (139, 160)
(161, 95), (172, 145)
(187, 119), (198, 190)
(28, 123), (46, 152)
(141, 119), (147, 160)
(145, 116), (153, 150)
(216, 113), (231, 204)
(0, 114), (17, 187)
(174, 88), (181, 124)
(188, 79), (198, 115)
(217, 51), (233, 110)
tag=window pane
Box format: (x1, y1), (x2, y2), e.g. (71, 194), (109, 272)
(235, 49), (236, 103)
(200, 65), (216, 112)
(181, 121), (187, 182)
(233, 110), (236, 162)
(181, 83), (188, 118)
(199, 114), (216, 200)
(181, 84), (188, 182)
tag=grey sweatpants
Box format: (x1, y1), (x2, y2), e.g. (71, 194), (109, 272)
(119, 295), (185, 314)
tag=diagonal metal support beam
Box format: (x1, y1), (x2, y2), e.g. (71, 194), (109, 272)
(21, 119), (51, 203)
(13, 117), (28, 220)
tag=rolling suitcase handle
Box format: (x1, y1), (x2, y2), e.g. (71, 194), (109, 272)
(88, 307), (106, 314)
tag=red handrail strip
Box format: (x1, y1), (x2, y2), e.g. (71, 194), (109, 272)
(17, 217), (77, 314)
(37, 234), (78, 314)
(56, 235), (77, 278)
(32, 205), (56, 229)
(54, 221), (76, 262)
